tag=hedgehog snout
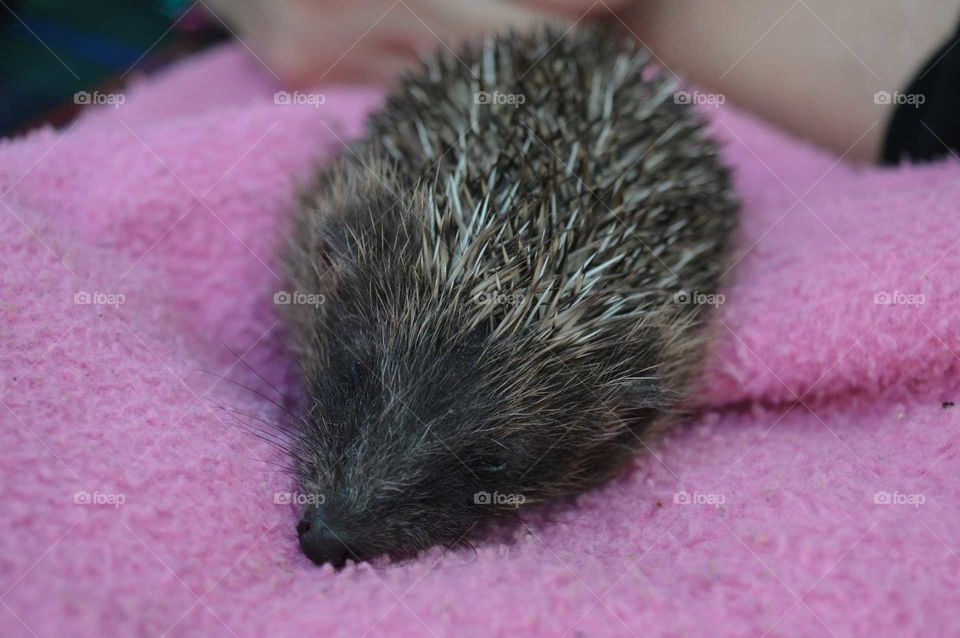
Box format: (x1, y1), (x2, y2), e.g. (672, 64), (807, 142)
(297, 506), (355, 568)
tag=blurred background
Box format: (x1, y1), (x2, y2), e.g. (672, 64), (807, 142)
(3, 0), (958, 162)
(0, 0), (226, 136)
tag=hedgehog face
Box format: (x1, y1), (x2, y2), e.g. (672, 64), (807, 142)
(292, 312), (550, 567)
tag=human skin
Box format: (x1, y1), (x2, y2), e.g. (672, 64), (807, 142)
(619, 0), (960, 161)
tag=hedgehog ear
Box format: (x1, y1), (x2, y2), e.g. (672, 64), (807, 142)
(349, 359), (366, 385)
(623, 381), (674, 415)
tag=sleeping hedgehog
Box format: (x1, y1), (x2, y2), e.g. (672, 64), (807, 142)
(279, 25), (738, 567)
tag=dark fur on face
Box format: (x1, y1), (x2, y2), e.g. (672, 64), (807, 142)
(280, 26), (738, 567)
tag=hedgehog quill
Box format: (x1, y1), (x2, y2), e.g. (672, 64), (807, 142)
(280, 26), (738, 567)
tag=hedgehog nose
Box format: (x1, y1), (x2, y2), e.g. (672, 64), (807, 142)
(297, 510), (352, 568)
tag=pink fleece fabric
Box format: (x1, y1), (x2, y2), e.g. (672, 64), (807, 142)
(2, 44), (959, 638)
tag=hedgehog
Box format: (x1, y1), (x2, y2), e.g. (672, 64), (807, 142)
(279, 25), (738, 568)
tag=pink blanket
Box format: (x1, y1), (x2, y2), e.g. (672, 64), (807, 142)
(2, 44), (959, 637)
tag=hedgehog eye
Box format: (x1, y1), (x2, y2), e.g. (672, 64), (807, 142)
(481, 457), (507, 473)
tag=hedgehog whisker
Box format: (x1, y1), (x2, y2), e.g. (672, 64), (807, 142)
(198, 369), (306, 428)
(221, 342), (294, 406)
